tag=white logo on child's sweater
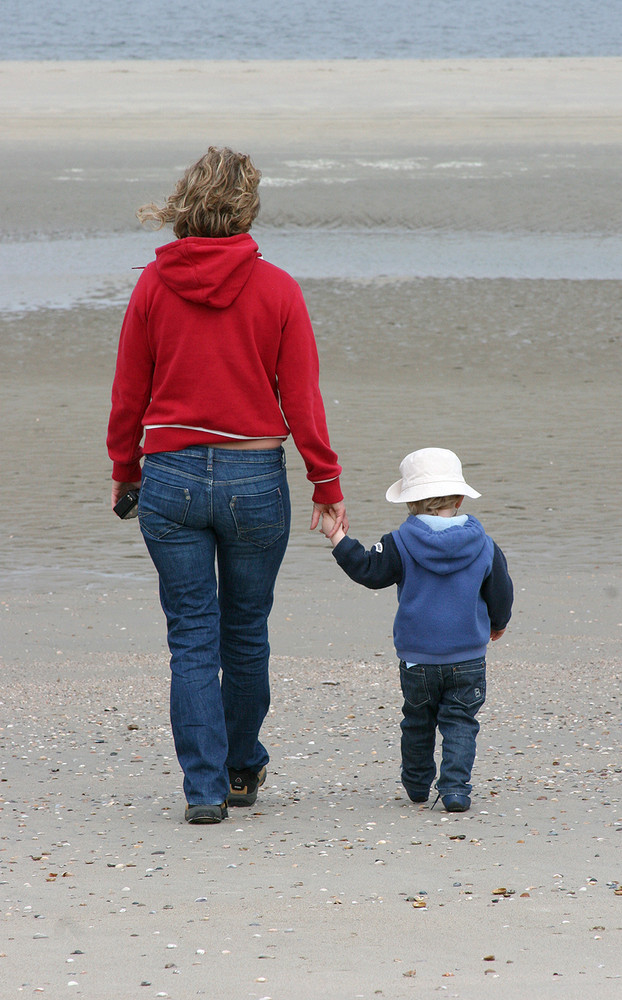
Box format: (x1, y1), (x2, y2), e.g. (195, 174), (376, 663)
(373, 541), (383, 553)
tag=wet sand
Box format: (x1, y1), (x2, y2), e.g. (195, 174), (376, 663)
(1, 60), (622, 998)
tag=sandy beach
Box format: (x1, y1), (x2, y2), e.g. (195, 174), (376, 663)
(1, 59), (622, 998)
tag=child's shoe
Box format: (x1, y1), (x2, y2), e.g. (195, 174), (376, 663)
(404, 787), (430, 803)
(442, 793), (471, 813)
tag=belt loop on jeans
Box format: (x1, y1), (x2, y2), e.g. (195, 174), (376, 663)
(281, 447), (286, 468)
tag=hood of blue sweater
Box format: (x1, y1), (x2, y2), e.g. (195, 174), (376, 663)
(394, 514), (488, 576)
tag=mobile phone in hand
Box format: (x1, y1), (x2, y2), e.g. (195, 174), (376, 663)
(114, 489), (140, 519)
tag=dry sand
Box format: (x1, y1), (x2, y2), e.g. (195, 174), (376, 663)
(1, 60), (622, 998)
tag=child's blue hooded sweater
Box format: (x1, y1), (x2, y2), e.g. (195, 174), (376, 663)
(332, 514), (512, 665)
(392, 515), (495, 664)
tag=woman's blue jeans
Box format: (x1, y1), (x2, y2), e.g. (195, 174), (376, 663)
(138, 446), (290, 806)
(399, 658), (486, 798)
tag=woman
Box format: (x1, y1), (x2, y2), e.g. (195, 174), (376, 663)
(107, 148), (347, 824)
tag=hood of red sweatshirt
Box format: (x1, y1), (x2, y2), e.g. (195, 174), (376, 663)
(154, 234), (260, 309)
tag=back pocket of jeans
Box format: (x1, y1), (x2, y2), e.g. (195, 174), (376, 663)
(138, 476), (191, 540)
(400, 663), (431, 709)
(451, 663), (486, 709)
(230, 487), (286, 548)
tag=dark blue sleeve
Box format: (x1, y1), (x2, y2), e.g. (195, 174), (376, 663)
(481, 541), (513, 629)
(331, 533), (403, 589)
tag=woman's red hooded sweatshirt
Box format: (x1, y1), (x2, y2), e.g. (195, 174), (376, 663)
(107, 234), (342, 504)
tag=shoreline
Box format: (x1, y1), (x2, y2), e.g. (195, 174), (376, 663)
(2, 59), (622, 140)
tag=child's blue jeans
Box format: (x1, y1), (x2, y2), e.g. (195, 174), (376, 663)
(399, 657), (486, 799)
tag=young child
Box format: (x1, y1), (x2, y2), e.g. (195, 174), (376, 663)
(321, 447), (513, 813)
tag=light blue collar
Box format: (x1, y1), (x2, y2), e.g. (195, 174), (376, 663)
(416, 513), (468, 532)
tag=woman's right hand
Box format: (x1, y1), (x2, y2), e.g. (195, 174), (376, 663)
(310, 501), (348, 536)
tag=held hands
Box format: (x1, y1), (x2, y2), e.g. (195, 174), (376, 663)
(490, 628), (506, 641)
(310, 501), (348, 539)
(319, 510), (346, 547)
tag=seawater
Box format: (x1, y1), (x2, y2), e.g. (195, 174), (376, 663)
(1, 0), (621, 60)
(1, 3), (620, 313)
(1, 230), (621, 315)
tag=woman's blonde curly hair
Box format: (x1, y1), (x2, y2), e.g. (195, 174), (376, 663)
(136, 147), (261, 239)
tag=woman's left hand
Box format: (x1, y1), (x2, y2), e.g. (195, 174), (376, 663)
(111, 480), (141, 511)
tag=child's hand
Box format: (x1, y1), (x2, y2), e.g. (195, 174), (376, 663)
(321, 511), (346, 547)
(320, 511), (336, 537)
(310, 501), (348, 534)
(490, 628), (506, 641)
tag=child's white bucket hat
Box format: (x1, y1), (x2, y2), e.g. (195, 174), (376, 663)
(386, 447), (481, 503)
